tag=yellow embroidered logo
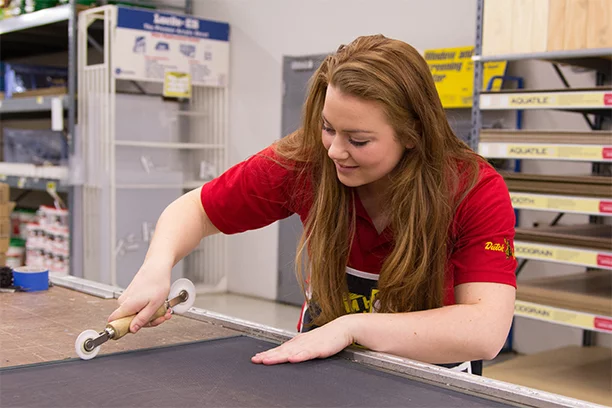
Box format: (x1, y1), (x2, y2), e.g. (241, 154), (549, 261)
(504, 238), (515, 260)
(485, 241), (505, 252)
(485, 239), (515, 259)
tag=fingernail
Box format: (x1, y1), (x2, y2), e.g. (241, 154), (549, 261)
(133, 324), (140, 332)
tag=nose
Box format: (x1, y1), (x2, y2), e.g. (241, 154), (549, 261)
(327, 136), (350, 161)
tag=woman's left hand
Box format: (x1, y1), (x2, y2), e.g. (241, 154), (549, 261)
(251, 316), (355, 365)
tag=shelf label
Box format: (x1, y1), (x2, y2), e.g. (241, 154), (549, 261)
(515, 301), (611, 333)
(507, 91), (609, 108)
(163, 72), (191, 98)
(506, 144), (611, 161)
(510, 193), (612, 215)
(515, 242), (612, 269)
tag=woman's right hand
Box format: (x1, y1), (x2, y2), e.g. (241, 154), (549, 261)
(107, 261), (172, 334)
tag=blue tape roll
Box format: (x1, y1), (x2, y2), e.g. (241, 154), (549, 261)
(13, 266), (49, 292)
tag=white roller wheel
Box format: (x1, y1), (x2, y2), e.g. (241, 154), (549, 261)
(169, 278), (196, 314)
(75, 329), (101, 360)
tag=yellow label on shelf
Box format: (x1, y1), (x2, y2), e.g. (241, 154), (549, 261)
(507, 91), (610, 108)
(510, 193), (610, 215)
(506, 145), (557, 158)
(506, 145), (609, 160)
(556, 145), (608, 160)
(424, 46), (507, 108)
(163, 72), (192, 99)
(514, 242), (603, 268)
(514, 301), (611, 332)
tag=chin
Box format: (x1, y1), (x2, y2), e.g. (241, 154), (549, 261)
(336, 173), (365, 188)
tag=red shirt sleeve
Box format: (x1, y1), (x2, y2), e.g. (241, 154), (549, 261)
(449, 164), (517, 288)
(200, 146), (303, 234)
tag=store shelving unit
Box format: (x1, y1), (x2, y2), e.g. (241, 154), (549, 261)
(0, 1), (78, 273)
(77, 3), (229, 293)
(0, 3), (77, 188)
(471, 0), (611, 403)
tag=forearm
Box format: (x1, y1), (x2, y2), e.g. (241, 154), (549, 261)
(345, 304), (509, 364)
(143, 187), (220, 271)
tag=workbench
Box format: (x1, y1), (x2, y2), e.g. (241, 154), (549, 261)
(0, 275), (605, 408)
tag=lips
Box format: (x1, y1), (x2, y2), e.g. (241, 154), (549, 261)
(335, 162), (358, 169)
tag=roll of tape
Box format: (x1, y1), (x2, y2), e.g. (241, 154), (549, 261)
(13, 266), (49, 292)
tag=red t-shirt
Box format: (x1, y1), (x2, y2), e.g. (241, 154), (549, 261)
(201, 146), (517, 328)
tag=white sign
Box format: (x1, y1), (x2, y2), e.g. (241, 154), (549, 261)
(113, 7), (230, 88)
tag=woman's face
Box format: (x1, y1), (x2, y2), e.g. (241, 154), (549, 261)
(321, 85), (407, 190)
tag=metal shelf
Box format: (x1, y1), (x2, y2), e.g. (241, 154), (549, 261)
(515, 300), (612, 334)
(0, 95), (69, 114)
(0, 4), (71, 34)
(0, 163), (69, 192)
(473, 48), (612, 72)
(515, 240), (612, 270)
(115, 141), (225, 149)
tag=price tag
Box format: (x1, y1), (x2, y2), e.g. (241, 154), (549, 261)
(46, 181), (57, 194)
(163, 72), (192, 99)
(17, 177), (26, 188)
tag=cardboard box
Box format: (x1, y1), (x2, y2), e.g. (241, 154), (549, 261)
(0, 218), (9, 238)
(0, 237), (9, 253)
(0, 183), (9, 204)
(0, 202), (16, 218)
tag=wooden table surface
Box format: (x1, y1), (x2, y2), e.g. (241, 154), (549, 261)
(0, 285), (239, 368)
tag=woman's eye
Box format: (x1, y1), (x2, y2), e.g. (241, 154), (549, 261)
(322, 125), (335, 135)
(349, 139), (368, 147)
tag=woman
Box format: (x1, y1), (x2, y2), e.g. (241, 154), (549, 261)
(108, 35), (517, 375)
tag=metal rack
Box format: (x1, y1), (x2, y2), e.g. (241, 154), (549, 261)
(471, 0), (612, 339)
(76, 3), (229, 293)
(0, 1), (78, 275)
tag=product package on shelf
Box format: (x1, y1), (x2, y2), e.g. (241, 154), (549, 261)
(2, 63), (67, 99)
(25, 205), (69, 275)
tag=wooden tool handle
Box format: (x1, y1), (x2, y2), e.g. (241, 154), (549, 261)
(106, 304), (168, 340)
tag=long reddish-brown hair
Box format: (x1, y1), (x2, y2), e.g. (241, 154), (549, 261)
(274, 35), (481, 327)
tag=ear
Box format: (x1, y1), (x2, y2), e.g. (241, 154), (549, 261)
(405, 143), (415, 149)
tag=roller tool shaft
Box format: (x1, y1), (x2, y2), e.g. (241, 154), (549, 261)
(76, 279), (196, 360)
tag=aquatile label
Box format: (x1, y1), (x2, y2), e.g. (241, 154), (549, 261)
(506, 145), (611, 160)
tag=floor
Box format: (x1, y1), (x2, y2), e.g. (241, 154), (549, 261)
(192, 292), (302, 333)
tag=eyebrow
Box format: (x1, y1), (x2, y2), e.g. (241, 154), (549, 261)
(322, 114), (376, 135)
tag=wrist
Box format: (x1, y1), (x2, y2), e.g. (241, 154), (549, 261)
(337, 313), (362, 344)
